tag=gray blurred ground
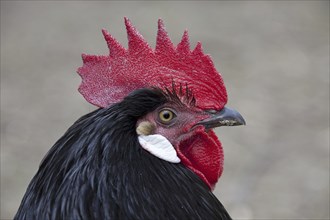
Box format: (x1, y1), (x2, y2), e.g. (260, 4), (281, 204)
(1, 1), (329, 219)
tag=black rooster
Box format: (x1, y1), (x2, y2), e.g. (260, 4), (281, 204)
(15, 18), (245, 220)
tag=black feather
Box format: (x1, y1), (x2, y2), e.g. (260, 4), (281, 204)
(15, 88), (231, 220)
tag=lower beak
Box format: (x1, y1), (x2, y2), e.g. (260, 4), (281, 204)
(197, 107), (246, 129)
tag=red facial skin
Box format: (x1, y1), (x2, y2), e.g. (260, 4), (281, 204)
(138, 102), (224, 190)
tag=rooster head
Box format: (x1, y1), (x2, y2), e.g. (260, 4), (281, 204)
(77, 18), (245, 189)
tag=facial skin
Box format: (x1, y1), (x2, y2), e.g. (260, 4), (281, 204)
(139, 103), (208, 143)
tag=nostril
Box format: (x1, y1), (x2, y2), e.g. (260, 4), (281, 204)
(205, 109), (217, 114)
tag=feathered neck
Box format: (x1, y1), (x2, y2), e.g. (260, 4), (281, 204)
(15, 88), (231, 220)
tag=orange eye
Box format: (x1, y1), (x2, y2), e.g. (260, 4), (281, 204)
(158, 109), (176, 123)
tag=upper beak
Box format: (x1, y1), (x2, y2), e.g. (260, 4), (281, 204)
(197, 107), (246, 129)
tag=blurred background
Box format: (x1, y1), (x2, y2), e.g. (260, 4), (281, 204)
(1, 1), (329, 219)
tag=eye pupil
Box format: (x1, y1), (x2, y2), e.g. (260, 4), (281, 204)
(163, 112), (171, 119)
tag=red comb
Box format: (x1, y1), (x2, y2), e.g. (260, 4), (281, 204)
(77, 18), (227, 110)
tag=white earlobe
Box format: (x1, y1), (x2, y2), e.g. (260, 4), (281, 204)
(138, 134), (181, 163)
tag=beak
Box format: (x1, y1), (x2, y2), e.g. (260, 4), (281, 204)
(197, 107), (246, 129)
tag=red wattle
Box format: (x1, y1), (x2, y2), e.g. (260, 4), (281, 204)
(177, 130), (223, 190)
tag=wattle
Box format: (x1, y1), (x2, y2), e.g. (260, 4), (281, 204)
(177, 129), (224, 190)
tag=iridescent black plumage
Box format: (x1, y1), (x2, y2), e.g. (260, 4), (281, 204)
(15, 88), (231, 220)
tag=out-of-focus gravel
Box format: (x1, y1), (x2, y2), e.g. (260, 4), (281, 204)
(1, 1), (329, 219)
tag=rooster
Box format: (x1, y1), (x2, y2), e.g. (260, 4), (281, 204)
(15, 18), (245, 220)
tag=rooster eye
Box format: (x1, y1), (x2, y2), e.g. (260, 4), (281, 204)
(158, 109), (176, 124)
